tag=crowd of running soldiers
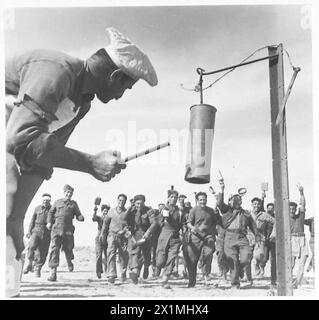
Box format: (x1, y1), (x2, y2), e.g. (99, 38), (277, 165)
(23, 179), (314, 291)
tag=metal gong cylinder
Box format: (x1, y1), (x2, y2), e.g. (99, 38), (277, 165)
(185, 104), (217, 184)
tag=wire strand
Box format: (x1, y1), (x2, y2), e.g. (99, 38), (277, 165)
(202, 45), (276, 91)
(180, 44), (297, 93)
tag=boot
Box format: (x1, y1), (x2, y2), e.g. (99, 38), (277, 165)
(154, 267), (161, 277)
(143, 267), (149, 280)
(47, 268), (57, 282)
(108, 277), (115, 284)
(129, 272), (138, 284)
(23, 261), (33, 274)
(204, 275), (209, 286)
(162, 275), (171, 289)
(120, 272), (127, 282)
(35, 267), (41, 278)
(67, 261), (74, 272)
(96, 272), (102, 279)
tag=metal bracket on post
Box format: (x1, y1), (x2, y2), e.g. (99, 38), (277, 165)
(276, 67), (301, 125)
(196, 68), (205, 104)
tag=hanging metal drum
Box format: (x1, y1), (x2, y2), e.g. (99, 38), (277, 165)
(185, 103), (217, 184)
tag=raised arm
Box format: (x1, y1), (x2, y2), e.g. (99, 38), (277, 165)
(92, 205), (99, 222)
(261, 190), (266, 212)
(216, 179), (229, 214)
(297, 184), (306, 212)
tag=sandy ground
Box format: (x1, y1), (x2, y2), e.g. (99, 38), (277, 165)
(20, 246), (315, 299)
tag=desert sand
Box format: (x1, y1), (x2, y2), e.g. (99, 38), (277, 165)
(20, 246), (315, 299)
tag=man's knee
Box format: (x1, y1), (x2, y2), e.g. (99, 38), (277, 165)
(156, 251), (166, 269)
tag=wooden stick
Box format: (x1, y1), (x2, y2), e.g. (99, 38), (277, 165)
(124, 141), (170, 162)
(275, 67), (300, 125)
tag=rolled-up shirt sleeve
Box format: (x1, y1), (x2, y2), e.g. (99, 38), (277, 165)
(18, 60), (72, 116)
(6, 59), (75, 179)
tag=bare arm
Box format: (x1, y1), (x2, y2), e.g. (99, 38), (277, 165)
(298, 185), (306, 212)
(92, 206), (98, 222)
(100, 214), (111, 236)
(6, 102), (126, 182)
(216, 179), (229, 214)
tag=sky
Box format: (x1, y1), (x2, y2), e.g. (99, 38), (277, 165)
(2, 3), (315, 246)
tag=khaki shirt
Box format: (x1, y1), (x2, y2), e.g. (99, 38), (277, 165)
(6, 49), (91, 178)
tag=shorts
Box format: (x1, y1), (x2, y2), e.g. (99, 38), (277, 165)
(291, 235), (309, 258)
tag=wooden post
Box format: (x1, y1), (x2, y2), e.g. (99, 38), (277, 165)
(268, 44), (293, 296)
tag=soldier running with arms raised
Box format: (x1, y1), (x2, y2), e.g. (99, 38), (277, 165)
(217, 179), (259, 289)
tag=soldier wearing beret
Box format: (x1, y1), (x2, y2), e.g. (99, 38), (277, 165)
(46, 184), (85, 281)
(156, 189), (182, 289)
(217, 179), (259, 289)
(23, 193), (52, 278)
(6, 27), (157, 296)
(124, 195), (158, 284)
(93, 203), (110, 279)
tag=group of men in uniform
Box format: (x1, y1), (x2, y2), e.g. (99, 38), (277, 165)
(23, 180), (314, 291)
(23, 184), (84, 281)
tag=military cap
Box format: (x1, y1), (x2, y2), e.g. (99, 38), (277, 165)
(134, 194), (146, 202)
(63, 184), (74, 192)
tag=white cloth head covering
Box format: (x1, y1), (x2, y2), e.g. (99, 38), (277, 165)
(105, 27), (158, 87)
